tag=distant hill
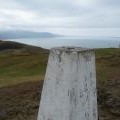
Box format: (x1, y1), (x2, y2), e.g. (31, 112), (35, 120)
(0, 30), (58, 39)
(0, 40), (24, 50)
(0, 40), (49, 53)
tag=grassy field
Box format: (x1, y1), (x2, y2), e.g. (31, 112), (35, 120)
(96, 48), (120, 81)
(0, 41), (49, 87)
(0, 40), (120, 120)
(0, 41), (119, 87)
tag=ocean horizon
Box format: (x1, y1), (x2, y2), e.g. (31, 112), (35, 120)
(7, 36), (120, 49)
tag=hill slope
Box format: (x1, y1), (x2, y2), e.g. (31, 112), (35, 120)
(0, 41), (120, 120)
(0, 40), (49, 87)
(0, 40), (48, 52)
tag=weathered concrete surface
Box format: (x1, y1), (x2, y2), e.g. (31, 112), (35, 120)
(37, 47), (98, 120)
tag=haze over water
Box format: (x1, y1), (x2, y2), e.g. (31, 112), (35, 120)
(8, 36), (120, 49)
(6, 28), (120, 49)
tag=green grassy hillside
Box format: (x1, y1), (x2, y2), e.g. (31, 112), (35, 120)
(96, 48), (120, 81)
(0, 40), (120, 120)
(0, 40), (49, 87)
(0, 40), (120, 87)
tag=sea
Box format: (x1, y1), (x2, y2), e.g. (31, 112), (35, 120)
(8, 36), (120, 49)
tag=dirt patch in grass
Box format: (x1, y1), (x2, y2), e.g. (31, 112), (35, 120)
(0, 79), (120, 120)
(0, 81), (43, 120)
(98, 79), (120, 120)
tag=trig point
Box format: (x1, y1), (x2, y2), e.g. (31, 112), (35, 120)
(37, 47), (98, 120)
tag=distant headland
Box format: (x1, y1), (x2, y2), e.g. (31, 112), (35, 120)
(0, 30), (59, 39)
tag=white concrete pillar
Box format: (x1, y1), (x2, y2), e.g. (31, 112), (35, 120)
(37, 47), (98, 120)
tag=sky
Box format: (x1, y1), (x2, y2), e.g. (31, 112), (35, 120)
(0, 0), (120, 36)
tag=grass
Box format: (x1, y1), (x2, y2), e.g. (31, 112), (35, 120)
(95, 48), (120, 81)
(0, 41), (120, 87)
(0, 41), (120, 120)
(0, 41), (49, 87)
(0, 42), (119, 87)
(0, 81), (43, 120)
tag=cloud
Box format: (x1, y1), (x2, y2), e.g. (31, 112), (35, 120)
(0, 0), (120, 32)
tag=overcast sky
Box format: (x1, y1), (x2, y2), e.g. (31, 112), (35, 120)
(0, 0), (120, 36)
